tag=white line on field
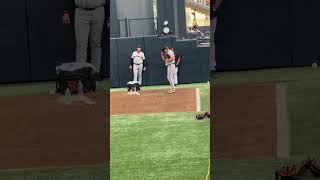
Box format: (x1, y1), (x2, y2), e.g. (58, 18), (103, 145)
(276, 83), (290, 158)
(196, 88), (201, 112)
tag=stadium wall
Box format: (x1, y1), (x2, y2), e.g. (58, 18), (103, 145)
(110, 36), (210, 88)
(215, 0), (320, 71)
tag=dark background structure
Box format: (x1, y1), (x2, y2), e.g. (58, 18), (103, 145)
(1, 0), (319, 83)
(215, 0), (320, 70)
(110, 36), (209, 88)
(0, 0), (109, 83)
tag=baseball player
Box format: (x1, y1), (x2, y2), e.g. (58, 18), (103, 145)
(162, 47), (176, 93)
(210, 0), (223, 77)
(63, 0), (105, 77)
(171, 48), (181, 85)
(130, 45), (146, 85)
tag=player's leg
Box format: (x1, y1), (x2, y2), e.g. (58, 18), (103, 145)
(133, 64), (138, 82)
(89, 7), (105, 73)
(138, 64), (143, 85)
(75, 9), (90, 63)
(174, 67), (178, 85)
(167, 65), (171, 84)
(167, 64), (175, 93)
(167, 65), (172, 90)
(170, 64), (176, 91)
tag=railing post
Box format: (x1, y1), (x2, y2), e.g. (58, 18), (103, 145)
(125, 18), (130, 37)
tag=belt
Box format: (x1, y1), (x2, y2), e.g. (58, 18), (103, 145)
(134, 63), (142, 65)
(166, 62), (175, 66)
(77, 6), (102, 11)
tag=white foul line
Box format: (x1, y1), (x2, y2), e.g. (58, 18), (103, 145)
(196, 88), (201, 112)
(276, 83), (290, 158)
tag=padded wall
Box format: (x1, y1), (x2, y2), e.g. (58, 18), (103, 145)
(27, 0), (75, 81)
(291, 0), (320, 66)
(216, 0), (291, 70)
(110, 36), (210, 88)
(0, 0), (29, 83)
(144, 36), (174, 86)
(175, 40), (201, 84)
(110, 39), (119, 87)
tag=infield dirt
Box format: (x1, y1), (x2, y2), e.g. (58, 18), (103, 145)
(211, 84), (277, 159)
(110, 88), (198, 115)
(0, 92), (108, 170)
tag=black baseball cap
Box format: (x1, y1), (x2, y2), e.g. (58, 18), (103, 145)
(137, 45), (142, 49)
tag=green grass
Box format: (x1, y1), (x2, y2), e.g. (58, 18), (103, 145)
(0, 165), (108, 180)
(111, 83), (210, 180)
(212, 67), (320, 180)
(0, 80), (109, 96)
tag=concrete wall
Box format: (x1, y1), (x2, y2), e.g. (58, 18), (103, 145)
(116, 0), (155, 37)
(157, 0), (187, 38)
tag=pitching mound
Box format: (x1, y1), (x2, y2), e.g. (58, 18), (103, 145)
(110, 88), (199, 115)
(211, 83), (288, 159)
(0, 92), (108, 170)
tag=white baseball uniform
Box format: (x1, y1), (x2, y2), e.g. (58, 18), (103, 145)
(165, 50), (176, 90)
(131, 51), (145, 84)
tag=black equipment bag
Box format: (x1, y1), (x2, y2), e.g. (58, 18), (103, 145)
(56, 64), (96, 94)
(127, 81), (141, 92)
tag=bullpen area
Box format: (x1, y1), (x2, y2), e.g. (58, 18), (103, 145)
(0, 81), (108, 180)
(110, 83), (210, 179)
(211, 67), (320, 180)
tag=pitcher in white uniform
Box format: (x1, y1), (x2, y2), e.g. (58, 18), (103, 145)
(129, 45), (146, 85)
(162, 47), (176, 94)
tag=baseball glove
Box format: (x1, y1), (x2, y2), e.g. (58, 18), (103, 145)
(274, 157), (320, 180)
(164, 53), (170, 60)
(308, 158), (320, 177)
(196, 112), (210, 120)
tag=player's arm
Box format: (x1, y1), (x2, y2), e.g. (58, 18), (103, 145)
(142, 53), (147, 70)
(176, 56), (181, 65)
(129, 52), (134, 69)
(166, 56), (174, 62)
(166, 51), (175, 62)
(62, 0), (75, 24)
(161, 53), (166, 62)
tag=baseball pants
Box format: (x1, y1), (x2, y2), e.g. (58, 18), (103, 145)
(167, 64), (176, 90)
(174, 67), (178, 85)
(75, 6), (105, 73)
(133, 64), (143, 84)
(210, 18), (217, 71)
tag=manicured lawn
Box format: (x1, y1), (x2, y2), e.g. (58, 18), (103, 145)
(110, 83), (210, 180)
(0, 165), (108, 180)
